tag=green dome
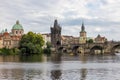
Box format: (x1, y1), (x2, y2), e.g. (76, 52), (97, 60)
(12, 20), (23, 30)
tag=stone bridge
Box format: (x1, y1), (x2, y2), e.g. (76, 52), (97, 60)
(58, 42), (120, 55)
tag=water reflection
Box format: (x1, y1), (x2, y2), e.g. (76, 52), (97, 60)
(51, 53), (62, 80)
(0, 54), (120, 80)
(80, 55), (87, 80)
(0, 55), (47, 62)
(80, 68), (87, 80)
(20, 55), (45, 62)
(0, 69), (24, 80)
(0, 55), (20, 62)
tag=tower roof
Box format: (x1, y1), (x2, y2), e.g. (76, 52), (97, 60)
(12, 20), (23, 30)
(53, 19), (61, 30)
(81, 21), (86, 32)
(97, 34), (101, 38)
(54, 19), (58, 27)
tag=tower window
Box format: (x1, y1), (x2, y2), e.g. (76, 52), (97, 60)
(16, 31), (18, 34)
(20, 31), (22, 34)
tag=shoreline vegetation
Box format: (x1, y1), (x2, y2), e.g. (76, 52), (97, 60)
(0, 31), (51, 56)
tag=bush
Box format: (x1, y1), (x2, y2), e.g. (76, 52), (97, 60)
(0, 48), (20, 55)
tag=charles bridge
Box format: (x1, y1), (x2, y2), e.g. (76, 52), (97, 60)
(58, 41), (120, 55)
(50, 19), (120, 55)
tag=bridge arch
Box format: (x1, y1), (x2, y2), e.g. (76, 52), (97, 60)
(72, 46), (80, 55)
(72, 46), (86, 55)
(90, 45), (104, 55)
(111, 44), (120, 54)
(58, 46), (67, 53)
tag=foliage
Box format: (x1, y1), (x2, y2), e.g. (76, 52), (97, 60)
(87, 39), (94, 43)
(43, 42), (51, 55)
(19, 31), (44, 55)
(46, 42), (52, 48)
(0, 48), (20, 55)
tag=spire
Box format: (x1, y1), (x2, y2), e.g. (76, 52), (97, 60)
(5, 29), (7, 32)
(54, 19), (58, 27)
(97, 34), (101, 38)
(16, 20), (19, 24)
(81, 21), (85, 32)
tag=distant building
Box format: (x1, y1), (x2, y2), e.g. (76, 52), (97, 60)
(86, 37), (94, 43)
(94, 34), (107, 43)
(51, 19), (61, 48)
(42, 33), (51, 48)
(61, 35), (79, 45)
(0, 20), (24, 48)
(79, 22), (87, 44)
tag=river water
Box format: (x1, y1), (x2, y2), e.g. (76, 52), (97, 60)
(0, 54), (120, 80)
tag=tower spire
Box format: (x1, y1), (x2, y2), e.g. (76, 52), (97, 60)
(81, 21), (85, 32)
(54, 19), (58, 27)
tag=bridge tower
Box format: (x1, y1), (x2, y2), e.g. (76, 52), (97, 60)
(51, 19), (62, 48)
(79, 22), (87, 44)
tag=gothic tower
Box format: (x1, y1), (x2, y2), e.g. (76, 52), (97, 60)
(51, 19), (61, 48)
(79, 22), (87, 44)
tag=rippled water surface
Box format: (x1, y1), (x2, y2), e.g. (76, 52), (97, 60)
(0, 54), (120, 80)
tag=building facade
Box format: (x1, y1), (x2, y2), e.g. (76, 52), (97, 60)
(94, 34), (107, 43)
(0, 20), (24, 48)
(42, 33), (51, 48)
(61, 35), (79, 45)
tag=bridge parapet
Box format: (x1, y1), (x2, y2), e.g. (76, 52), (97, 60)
(59, 41), (120, 55)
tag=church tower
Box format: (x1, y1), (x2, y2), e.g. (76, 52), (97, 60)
(51, 19), (61, 48)
(79, 22), (87, 44)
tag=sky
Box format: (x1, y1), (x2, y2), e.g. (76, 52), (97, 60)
(0, 0), (120, 41)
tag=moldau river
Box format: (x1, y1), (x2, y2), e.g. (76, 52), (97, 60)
(0, 54), (120, 80)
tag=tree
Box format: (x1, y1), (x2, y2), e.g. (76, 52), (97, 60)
(19, 31), (44, 55)
(46, 42), (52, 48)
(87, 39), (93, 43)
(44, 41), (52, 55)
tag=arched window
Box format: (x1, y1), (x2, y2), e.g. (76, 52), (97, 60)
(20, 31), (21, 34)
(16, 31), (18, 34)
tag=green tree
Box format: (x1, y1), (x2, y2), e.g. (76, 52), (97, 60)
(87, 39), (93, 43)
(46, 42), (52, 48)
(44, 41), (51, 55)
(19, 31), (44, 55)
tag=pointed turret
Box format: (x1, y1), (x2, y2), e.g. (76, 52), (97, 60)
(54, 19), (58, 27)
(5, 29), (7, 32)
(97, 34), (101, 38)
(81, 22), (85, 31)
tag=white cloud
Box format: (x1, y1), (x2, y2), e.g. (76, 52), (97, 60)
(95, 27), (102, 32)
(0, 0), (120, 40)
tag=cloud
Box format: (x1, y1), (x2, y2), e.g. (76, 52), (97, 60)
(0, 0), (120, 40)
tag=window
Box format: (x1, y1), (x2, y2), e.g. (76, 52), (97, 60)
(16, 31), (18, 34)
(20, 31), (21, 34)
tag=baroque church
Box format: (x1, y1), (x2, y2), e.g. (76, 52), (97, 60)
(0, 20), (24, 48)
